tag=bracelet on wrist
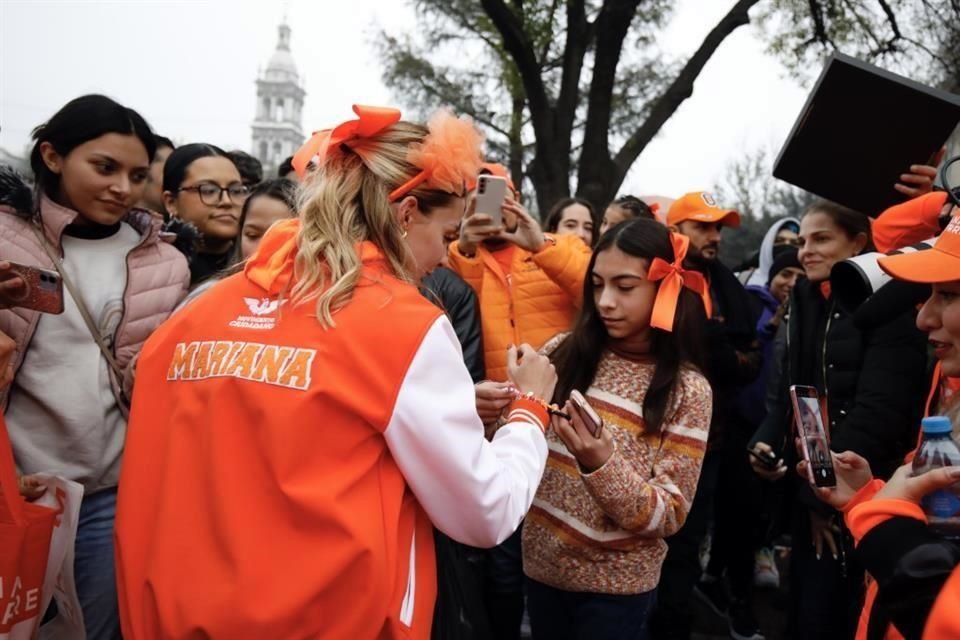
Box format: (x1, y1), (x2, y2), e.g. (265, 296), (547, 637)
(512, 391), (569, 420)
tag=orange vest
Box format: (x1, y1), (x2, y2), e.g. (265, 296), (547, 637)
(116, 221), (444, 639)
(447, 234), (590, 381)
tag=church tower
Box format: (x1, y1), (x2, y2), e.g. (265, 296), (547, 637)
(251, 22), (306, 176)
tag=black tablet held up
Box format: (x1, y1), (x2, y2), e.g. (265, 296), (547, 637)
(773, 52), (960, 217)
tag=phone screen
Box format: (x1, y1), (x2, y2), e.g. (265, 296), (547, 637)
(790, 386), (836, 487)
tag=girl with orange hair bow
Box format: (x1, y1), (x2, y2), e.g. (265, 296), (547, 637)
(520, 217), (712, 640)
(114, 105), (559, 640)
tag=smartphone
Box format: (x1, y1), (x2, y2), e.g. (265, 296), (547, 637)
(790, 385), (836, 488)
(3, 262), (64, 314)
(475, 174), (507, 227)
(747, 446), (780, 470)
(570, 389), (603, 438)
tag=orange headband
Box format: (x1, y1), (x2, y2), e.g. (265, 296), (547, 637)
(292, 105), (484, 203)
(647, 232), (712, 331)
(291, 104), (401, 178)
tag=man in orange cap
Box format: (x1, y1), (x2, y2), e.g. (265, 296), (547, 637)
(652, 192), (764, 640)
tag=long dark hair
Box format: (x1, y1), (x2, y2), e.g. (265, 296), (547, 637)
(162, 143), (233, 193)
(30, 94), (156, 197)
(545, 197), (597, 245)
(229, 178), (297, 263)
(551, 218), (707, 433)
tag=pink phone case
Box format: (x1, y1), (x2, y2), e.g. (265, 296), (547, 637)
(6, 262), (64, 314)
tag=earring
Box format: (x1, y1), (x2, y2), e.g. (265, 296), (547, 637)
(401, 229), (408, 239)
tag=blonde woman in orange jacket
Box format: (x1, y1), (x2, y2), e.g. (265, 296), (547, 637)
(114, 106), (559, 640)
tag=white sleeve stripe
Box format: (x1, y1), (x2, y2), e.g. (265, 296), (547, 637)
(506, 408), (545, 432)
(383, 316), (548, 548)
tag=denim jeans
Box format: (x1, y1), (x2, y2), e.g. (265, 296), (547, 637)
(74, 487), (121, 640)
(526, 577), (656, 640)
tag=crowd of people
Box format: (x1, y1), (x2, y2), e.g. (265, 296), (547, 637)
(1, 93), (959, 640)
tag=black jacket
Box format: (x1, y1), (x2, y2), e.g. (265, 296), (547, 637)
(421, 268), (485, 383)
(703, 259), (762, 443)
(752, 278), (929, 489)
(857, 516), (960, 640)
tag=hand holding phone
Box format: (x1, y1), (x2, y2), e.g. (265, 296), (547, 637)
(570, 389), (603, 438)
(790, 385), (837, 488)
(0, 261), (63, 314)
(475, 175), (507, 227)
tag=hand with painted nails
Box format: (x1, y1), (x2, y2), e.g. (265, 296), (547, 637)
(809, 510), (841, 560)
(750, 441), (787, 481)
(475, 380), (516, 428)
(801, 450), (873, 510)
(506, 343), (557, 403)
(876, 462), (960, 505)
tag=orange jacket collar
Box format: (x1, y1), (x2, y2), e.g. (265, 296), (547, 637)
(245, 219), (388, 295)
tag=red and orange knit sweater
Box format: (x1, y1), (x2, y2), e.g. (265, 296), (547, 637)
(522, 350), (712, 594)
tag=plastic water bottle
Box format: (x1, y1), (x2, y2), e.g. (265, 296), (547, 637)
(912, 416), (960, 539)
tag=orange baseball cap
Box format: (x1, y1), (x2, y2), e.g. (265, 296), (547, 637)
(466, 162), (516, 194)
(879, 213), (960, 283)
(667, 192), (741, 228)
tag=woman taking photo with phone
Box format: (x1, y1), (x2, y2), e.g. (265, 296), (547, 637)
(749, 200), (929, 639)
(115, 105), (556, 640)
(522, 217), (712, 639)
(0, 94), (189, 639)
(800, 212), (960, 640)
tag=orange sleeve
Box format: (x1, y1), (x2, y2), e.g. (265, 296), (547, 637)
(530, 234), (591, 308)
(846, 497), (927, 544)
(924, 566), (960, 639)
(872, 191), (947, 253)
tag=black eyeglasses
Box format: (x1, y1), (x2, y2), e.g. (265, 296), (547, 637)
(179, 182), (250, 205)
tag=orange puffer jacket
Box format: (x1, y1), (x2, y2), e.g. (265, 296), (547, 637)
(447, 234), (591, 381)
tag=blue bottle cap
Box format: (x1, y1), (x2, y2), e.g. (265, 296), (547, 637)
(922, 416), (953, 434)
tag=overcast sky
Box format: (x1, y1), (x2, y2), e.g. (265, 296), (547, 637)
(0, 0), (810, 200)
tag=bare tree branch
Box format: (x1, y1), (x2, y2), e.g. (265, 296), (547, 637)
(481, 0), (551, 129)
(555, 0), (590, 142)
(577, 0), (643, 194)
(611, 0), (761, 184)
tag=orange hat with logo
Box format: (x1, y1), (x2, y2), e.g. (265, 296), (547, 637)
(667, 192), (741, 228)
(879, 213), (960, 283)
(466, 162), (517, 194)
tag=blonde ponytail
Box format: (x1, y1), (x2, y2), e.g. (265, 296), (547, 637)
(291, 121), (456, 327)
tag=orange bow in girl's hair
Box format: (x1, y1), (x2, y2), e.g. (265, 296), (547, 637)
(647, 232), (712, 332)
(291, 105), (401, 177)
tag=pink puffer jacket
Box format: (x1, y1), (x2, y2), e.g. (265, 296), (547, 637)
(0, 195), (190, 401)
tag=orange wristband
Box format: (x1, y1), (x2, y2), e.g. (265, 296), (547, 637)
(506, 398), (548, 434)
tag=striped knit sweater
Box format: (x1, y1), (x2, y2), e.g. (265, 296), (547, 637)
(522, 349), (713, 594)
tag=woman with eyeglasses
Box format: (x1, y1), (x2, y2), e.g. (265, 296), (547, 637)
(162, 143), (249, 284)
(0, 94), (189, 639)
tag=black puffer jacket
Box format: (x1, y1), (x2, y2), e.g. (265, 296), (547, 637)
(752, 278), (929, 485)
(421, 267), (485, 383)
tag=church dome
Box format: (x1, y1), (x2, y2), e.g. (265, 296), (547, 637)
(264, 24), (298, 82)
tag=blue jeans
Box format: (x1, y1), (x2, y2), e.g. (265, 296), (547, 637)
(527, 577), (656, 640)
(74, 487), (121, 640)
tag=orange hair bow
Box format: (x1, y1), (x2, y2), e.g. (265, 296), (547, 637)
(647, 232), (712, 331)
(291, 104), (401, 178)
